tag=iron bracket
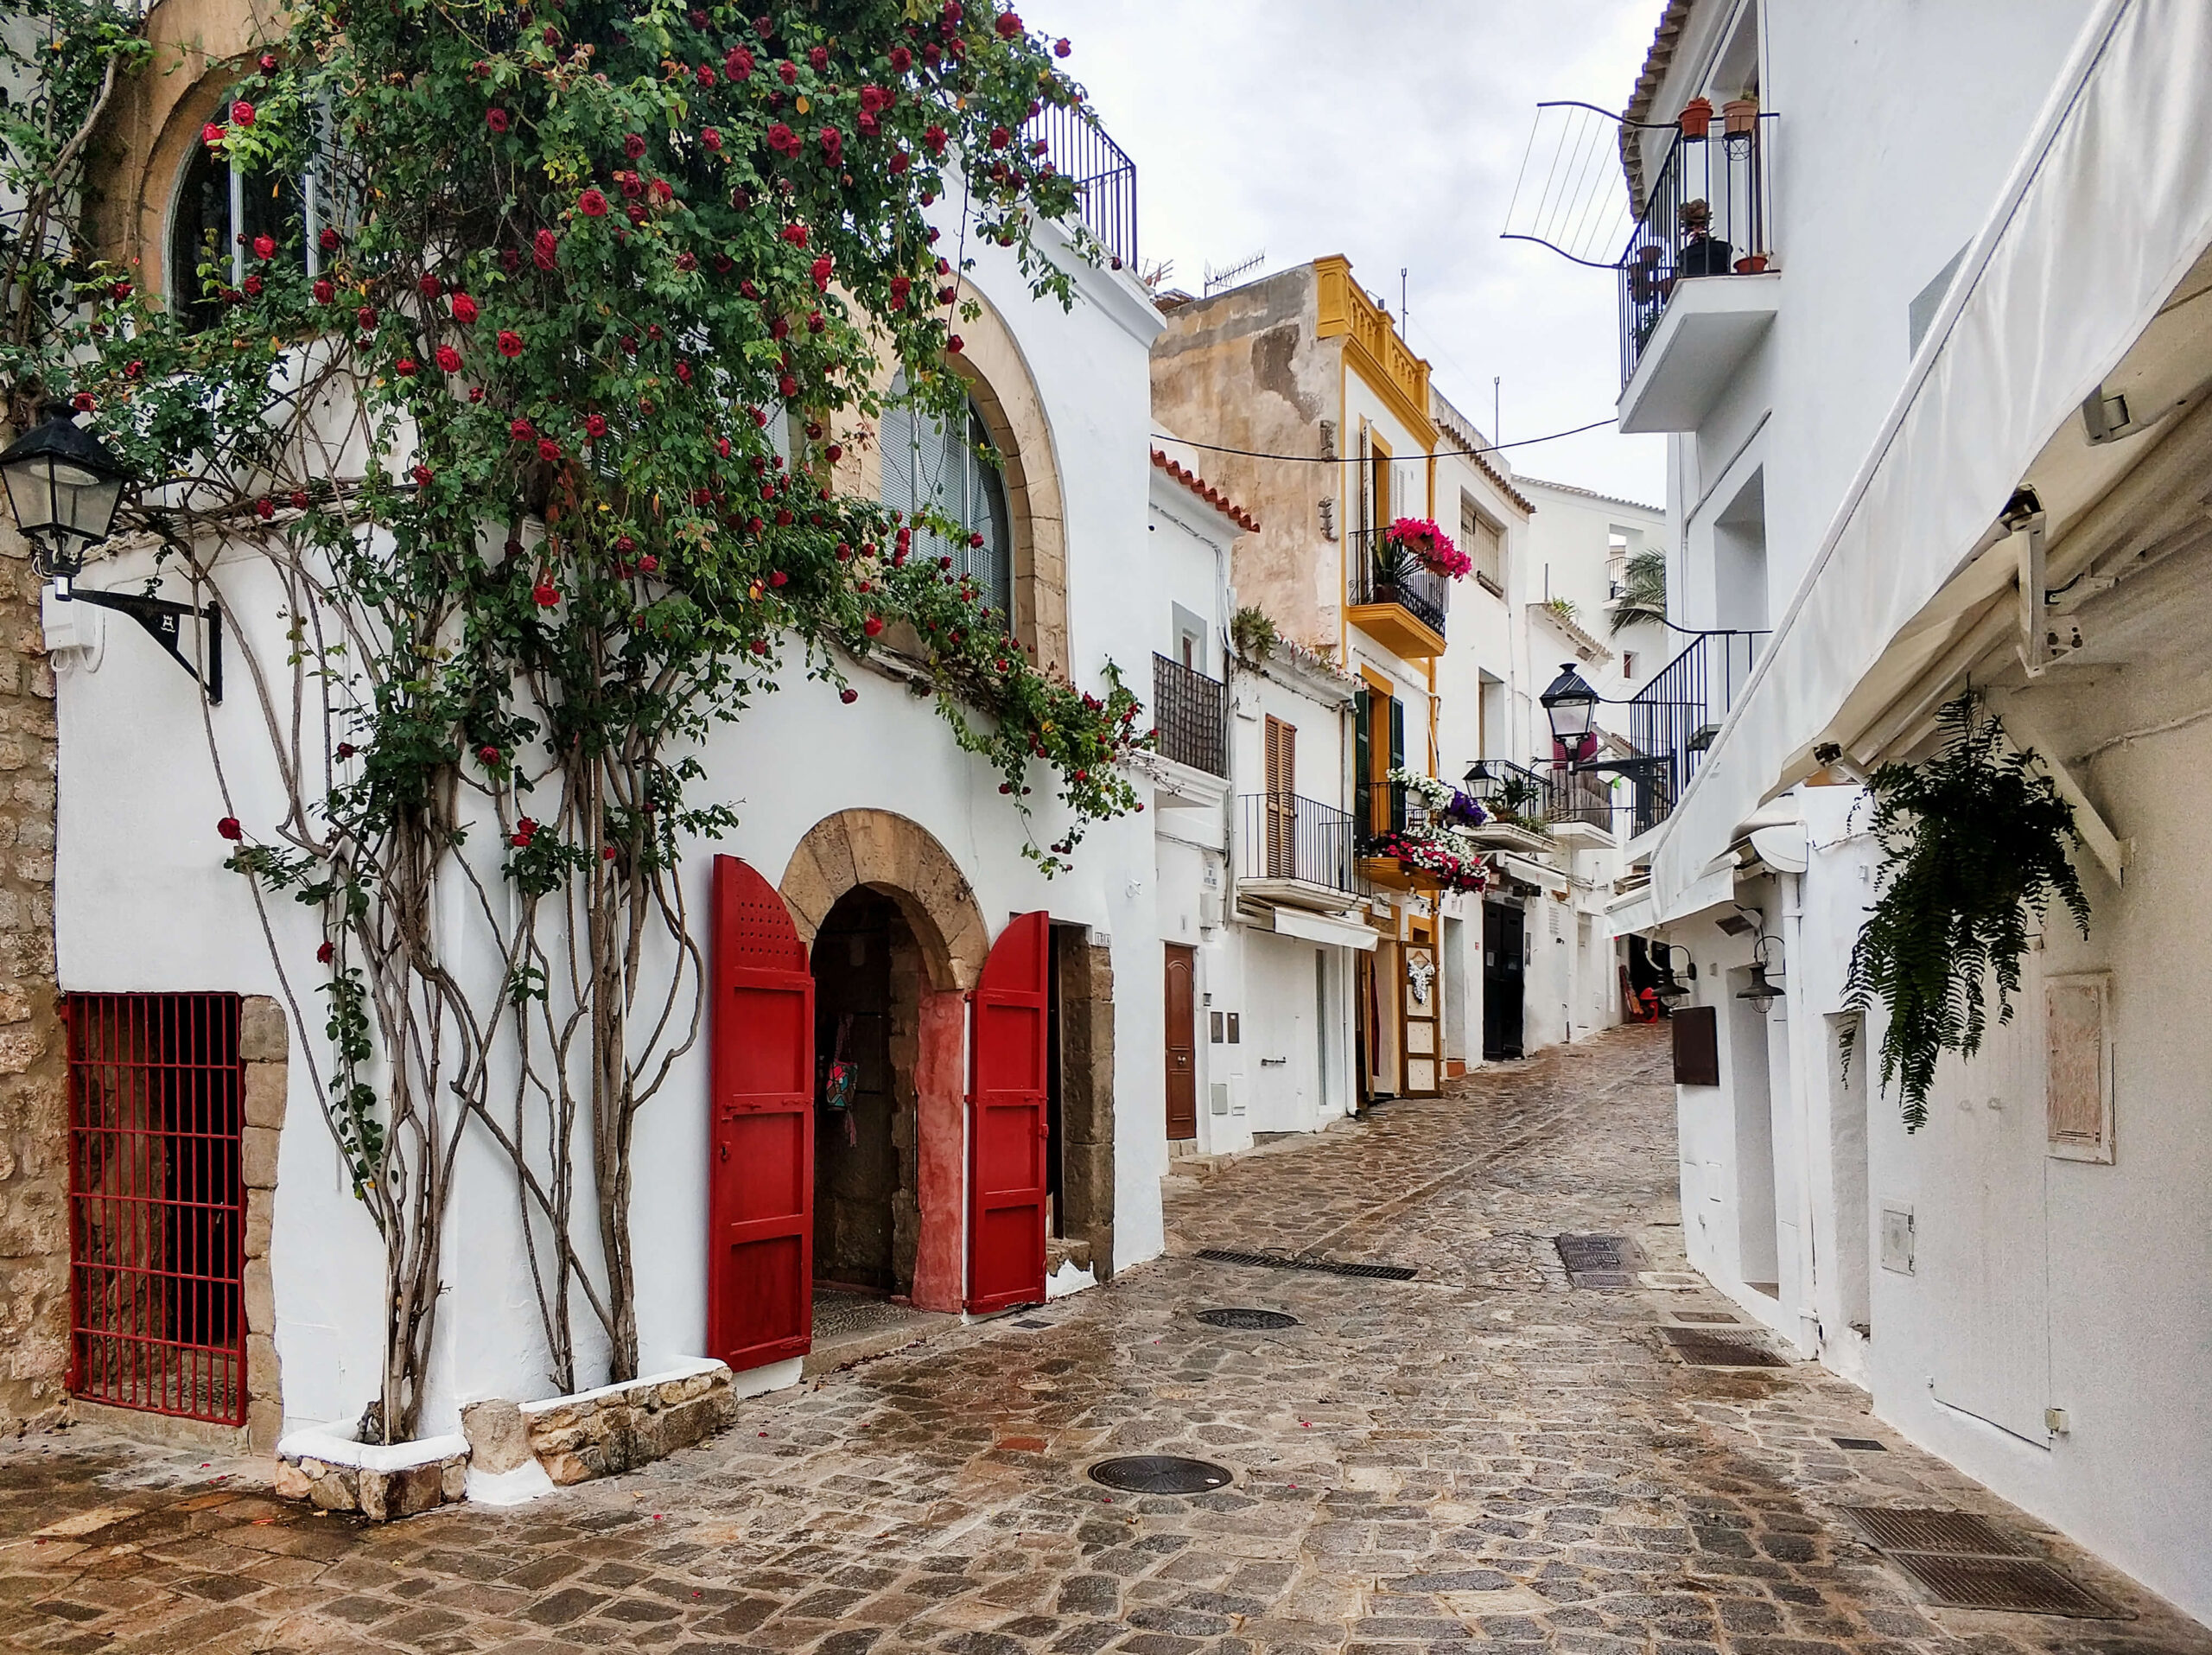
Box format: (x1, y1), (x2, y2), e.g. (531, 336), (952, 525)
(64, 587), (223, 703)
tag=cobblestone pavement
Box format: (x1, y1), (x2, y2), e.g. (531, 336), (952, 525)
(3, 1025), (2206, 1654)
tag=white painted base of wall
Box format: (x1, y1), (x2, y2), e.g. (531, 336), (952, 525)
(1046, 1261), (1097, 1299)
(466, 1461), (556, 1507)
(729, 1358), (804, 1402)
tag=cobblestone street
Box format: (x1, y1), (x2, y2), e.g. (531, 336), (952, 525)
(1, 1024), (2203, 1655)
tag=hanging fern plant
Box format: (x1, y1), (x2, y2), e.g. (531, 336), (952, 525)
(1844, 692), (2090, 1130)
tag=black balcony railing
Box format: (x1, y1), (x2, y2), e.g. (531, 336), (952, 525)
(1026, 104), (1137, 273)
(1353, 779), (1411, 852)
(1624, 628), (1767, 836)
(1348, 530), (1449, 640)
(1239, 792), (1362, 897)
(1151, 652), (1226, 777)
(1464, 759), (1546, 831)
(1618, 111), (1774, 388)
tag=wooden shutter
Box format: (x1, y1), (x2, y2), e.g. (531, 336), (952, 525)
(707, 856), (815, 1370)
(1388, 697), (1405, 773)
(1671, 1005), (1719, 1086)
(1264, 717), (1295, 876)
(967, 912), (1050, 1311)
(2045, 974), (2113, 1162)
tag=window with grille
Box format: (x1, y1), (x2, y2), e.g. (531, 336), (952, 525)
(168, 106), (348, 331)
(67, 993), (247, 1425)
(1460, 493), (1504, 593)
(880, 372), (1013, 625)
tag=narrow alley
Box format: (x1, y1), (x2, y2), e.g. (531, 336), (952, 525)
(0, 1026), (2201, 1654)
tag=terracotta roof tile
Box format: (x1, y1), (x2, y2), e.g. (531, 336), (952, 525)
(1151, 448), (1261, 533)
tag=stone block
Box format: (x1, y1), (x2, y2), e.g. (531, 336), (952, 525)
(441, 1457), (468, 1500)
(538, 1448), (601, 1486)
(240, 1125), (281, 1191)
(243, 1063), (287, 1130)
(0, 984), (29, 1023)
(238, 998), (289, 1062)
(461, 1397), (531, 1474)
(242, 1257), (274, 1335)
(272, 1459), (311, 1500)
(244, 1188), (274, 1258)
(246, 1333), (279, 1399)
(309, 1466), (359, 1512)
(356, 1467), (387, 1522)
(390, 1461), (446, 1518)
(246, 1397), (283, 1454)
(0, 1026), (41, 1074)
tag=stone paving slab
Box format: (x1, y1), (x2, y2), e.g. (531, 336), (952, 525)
(0, 1026), (2206, 1654)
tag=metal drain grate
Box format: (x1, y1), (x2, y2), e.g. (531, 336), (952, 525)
(1556, 1234), (1643, 1289)
(1088, 1455), (1234, 1494)
(1890, 1555), (2121, 1618)
(1012, 1318), (1052, 1329)
(1194, 1308), (1300, 1330)
(1843, 1507), (2028, 1556)
(1659, 1326), (1789, 1368)
(1832, 1436), (1887, 1452)
(1840, 1507), (2121, 1618)
(1194, 1248), (1418, 1282)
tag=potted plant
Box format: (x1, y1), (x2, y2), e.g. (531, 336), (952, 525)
(1722, 90), (1759, 137)
(1382, 516), (1471, 581)
(1678, 97), (1713, 139)
(1732, 252), (1770, 274)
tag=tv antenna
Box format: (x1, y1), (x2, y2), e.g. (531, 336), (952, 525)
(1203, 249), (1267, 294)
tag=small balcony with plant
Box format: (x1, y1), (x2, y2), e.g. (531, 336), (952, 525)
(1347, 519), (1465, 660)
(1459, 760), (1560, 857)
(1616, 96), (1777, 433)
(1357, 769), (1495, 894)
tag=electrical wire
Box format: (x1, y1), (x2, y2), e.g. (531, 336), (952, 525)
(1149, 417), (1618, 466)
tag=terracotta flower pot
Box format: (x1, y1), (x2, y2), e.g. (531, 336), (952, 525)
(1722, 97), (1759, 137)
(1678, 97), (1713, 140)
(1733, 254), (1770, 274)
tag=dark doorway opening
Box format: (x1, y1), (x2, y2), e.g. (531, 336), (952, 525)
(1482, 901), (1526, 1060)
(810, 888), (923, 1297)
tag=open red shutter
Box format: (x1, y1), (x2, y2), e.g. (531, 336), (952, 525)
(966, 911), (1050, 1312)
(708, 855), (814, 1370)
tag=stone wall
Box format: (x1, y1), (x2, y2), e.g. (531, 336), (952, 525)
(513, 1360), (735, 1486)
(274, 1437), (470, 1521)
(0, 509), (67, 1432)
(238, 996), (286, 1450)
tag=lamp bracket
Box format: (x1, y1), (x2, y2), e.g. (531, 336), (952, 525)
(64, 588), (223, 703)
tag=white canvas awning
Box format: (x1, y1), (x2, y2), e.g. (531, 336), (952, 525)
(1649, 0), (2212, 923)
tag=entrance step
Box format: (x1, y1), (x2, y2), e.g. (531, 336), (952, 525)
(803, 1289), (957, 1377)
(1046, 1238), (1092, 1274)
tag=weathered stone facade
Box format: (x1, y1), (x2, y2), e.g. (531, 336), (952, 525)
(0, 510), (67, 1433)
(517, 1361), (736, 1486)
(272, 1438), (469, 1521)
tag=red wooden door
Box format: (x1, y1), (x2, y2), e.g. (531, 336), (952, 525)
(967, 911), (1050, 1312)
(707, 855), (815, 1370)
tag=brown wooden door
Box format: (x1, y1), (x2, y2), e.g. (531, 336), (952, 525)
(1164, 944), (1198, 1140)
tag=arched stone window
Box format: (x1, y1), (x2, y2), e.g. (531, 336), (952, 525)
(879, 373), (1014, 626)
(168, 142), (306, 331)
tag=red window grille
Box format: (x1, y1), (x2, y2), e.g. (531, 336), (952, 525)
(66, 992), (247, 1425)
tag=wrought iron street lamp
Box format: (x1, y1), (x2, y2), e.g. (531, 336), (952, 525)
(0, 400), (221, 702)
(1539, 662), (1667, 786)
(1736, 935), (1786, 1012)
(0, 401), (130, 585)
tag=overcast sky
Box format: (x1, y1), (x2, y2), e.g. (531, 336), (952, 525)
(1016, 0), (1667, 506)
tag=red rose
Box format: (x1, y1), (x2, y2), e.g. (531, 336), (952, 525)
(675, 251), (697, 271)
(624, 132), (646, 160)
(435, 345), (462, 372)
(890, 46), (912, 72)
(395, 357), (418, 376)
(290, 490), (308, 508)
(781, 223), (809, 247)
(202, 122), (226, 146)
(312, 278), (334, 303)
(510, 417), (534, 440)
(696, 61), (718, 86)
(533, 582), (560, 607)
(412, 463), (434, 486)
(891, 150), (911, 175)
(579, 414), (606, 442)
(819, 124), (842, 161)
(316, 940), (334, 964)
(602, 844), (618, 860)
(702, 126), (722, 151)
(779, 373), (798, 398)
(255, 498), (276, 520)
(639, 554), (659, 573)
(579, 188), (609, 217)
(947, 334), (963, 353)
(810, 255), (833, 290)
(479, 745), (501, 764)
(534, 228), (559, 269)
(251, 233), (276, 258)
(863, 615), (884, 637)
(232, 99), (256, 126)
(988, 124), (1010, 150)
(217, 817), (243, 841)
(924, 124), (948, 156)
(725, 47), (754, 80)
(1054, 37), (1071, 57)
(498, 329), (524, 357)
(244, 274), (264, 296)
(416, 273), (442, 300)
(770, 570), (788, 585)
(319, 227), (341, 254)
(890, 275), (911, 309)
(335, 743), (356, 759)
(826, 442), (843, 461)
(620, 334), (639, 354)
(451, 293), (478, 323)
(487, 107), (511, 133)
(537, 437), (561, 461)
(778, 60), (798, 85)
(840, 687), (859, 704)
(996, 11), (1022, 38)
(766, 121), (795, 155)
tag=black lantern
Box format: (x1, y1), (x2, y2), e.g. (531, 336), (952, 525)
(1736, 936), (1785, 1011)
(0, 401), (131, 584)
(1649, 943), (1694, 1000)
(1540, 661), (1600, 765)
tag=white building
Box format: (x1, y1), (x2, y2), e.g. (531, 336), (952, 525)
(1604, 0), (2212, 1620)
(38, 37), (1184, 1457)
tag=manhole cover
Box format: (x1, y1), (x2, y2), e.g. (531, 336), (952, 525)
(1833, 1436), (1887, 1451)
(1659, 1326), (1788, 1368)
(1842, 1507), (2028, 1556)
(1087, 1455), (1234, 1494)
(1889, 1554), (2121, 1618)
(1194, 1308), (1300, 1330)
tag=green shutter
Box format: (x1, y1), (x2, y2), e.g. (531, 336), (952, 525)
(1389, 697), (1405, 771)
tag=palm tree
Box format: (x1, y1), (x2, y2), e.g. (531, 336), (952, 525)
(1610, 548), (1667, 635)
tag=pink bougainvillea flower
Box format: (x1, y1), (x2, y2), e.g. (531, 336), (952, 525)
(486, 106), (511, 133)
(434, 345), (462, 372)
(579, 188), (609, 217)
(231, 99), (256, 126)
(497, 328), (524, 357)
(450, 293), (478, 323)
